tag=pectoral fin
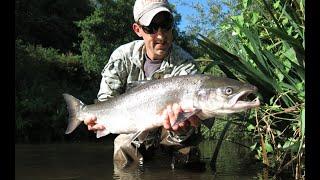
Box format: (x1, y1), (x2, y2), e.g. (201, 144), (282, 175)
(127, 131), (144, 145)
(96, 129), (111, 138)
(171, 110), (200, 127)
(137, 131), (150, 143)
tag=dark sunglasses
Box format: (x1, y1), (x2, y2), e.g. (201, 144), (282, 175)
(139, 19), (173, 34)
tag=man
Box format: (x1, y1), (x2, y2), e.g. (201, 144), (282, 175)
(84, 0), (203, 169)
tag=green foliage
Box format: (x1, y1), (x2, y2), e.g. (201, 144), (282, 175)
(15, 39), (100, 142)
(174, 29), (205, 59)
(197, 0), (305, 108)
(15, 0), (93, 53)
(76, 0), (136, 73)
(193, 0), (305, 178)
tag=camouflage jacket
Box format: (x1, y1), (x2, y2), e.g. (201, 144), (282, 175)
(97, 40), (200, 147)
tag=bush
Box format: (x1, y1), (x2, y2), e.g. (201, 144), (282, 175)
(15, 40), (100, 143)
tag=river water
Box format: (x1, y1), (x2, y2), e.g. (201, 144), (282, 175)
(15, 140), (264, 180)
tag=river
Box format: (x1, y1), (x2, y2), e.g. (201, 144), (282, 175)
(15, 140), (264, 180)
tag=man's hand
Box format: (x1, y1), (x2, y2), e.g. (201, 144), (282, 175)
(83, 115), (105, 132)
(162, 103), (200, 132)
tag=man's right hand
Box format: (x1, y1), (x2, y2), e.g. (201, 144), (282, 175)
(162, 103), (200, 132)
(83, 115), (105, 132)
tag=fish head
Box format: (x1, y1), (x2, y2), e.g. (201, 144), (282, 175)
(195, 78), (260, 117)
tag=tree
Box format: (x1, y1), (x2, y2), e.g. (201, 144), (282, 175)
(77, 0), (136, 73)
(15, 0), (93, 53)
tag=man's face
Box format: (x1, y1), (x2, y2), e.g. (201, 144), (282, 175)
(133, 12), (173, 60)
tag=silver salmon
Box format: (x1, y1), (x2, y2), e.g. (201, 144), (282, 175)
(63, 74), (260, 139)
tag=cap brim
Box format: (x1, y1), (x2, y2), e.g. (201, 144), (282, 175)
(139, 7), (171, 26)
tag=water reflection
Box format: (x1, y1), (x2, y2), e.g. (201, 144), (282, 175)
(15, 140), (262, 180)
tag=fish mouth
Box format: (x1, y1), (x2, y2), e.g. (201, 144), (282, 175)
(231, 89), (260, 110)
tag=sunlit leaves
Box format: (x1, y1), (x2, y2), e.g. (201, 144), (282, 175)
(196, 0), (304, 177)
(77, 0), (136, 73)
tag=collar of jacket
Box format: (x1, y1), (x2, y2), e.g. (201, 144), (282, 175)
(131, 40), (173, 69)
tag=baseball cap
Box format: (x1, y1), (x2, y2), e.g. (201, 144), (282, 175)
(133, 0), (172, 26)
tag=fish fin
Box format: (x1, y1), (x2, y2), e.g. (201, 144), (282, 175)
(137, 131), (150, 143)
(171, 110), (200, 127)
(128, 131), (144, 144)
(96, 129), (110, 138)
(62, 93), (85, 134)
(127, 130), (150, 158)
(124, 131), (150, 149)
(202, 118), (216, 129)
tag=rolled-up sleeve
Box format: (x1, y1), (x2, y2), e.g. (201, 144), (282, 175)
(97, 54), (128, 102)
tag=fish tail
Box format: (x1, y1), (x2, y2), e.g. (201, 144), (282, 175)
(62, 93), (85, 134)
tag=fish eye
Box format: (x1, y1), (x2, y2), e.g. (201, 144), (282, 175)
(225, 87), (233, 95)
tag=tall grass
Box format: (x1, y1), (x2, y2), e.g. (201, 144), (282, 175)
(197, 0), (304, 178)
